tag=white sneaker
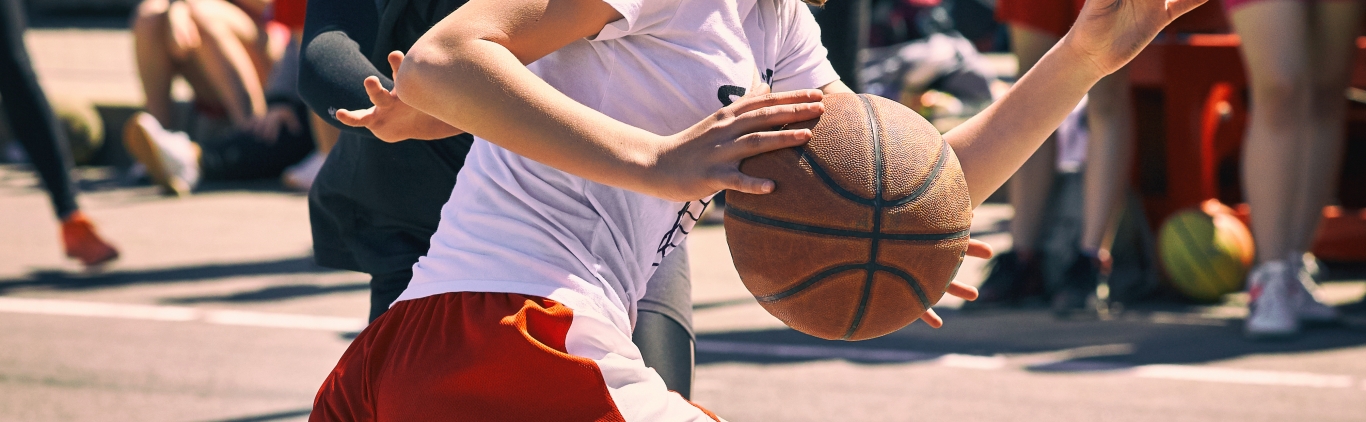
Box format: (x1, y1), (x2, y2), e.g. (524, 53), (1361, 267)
(123, 112), (200, 196)
(282, 150), (326, 192)
(1288, 252), (1340, 323)
(1245, 260), (1299, 339)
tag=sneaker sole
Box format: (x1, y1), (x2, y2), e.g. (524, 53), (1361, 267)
(122, 116), (190, 197)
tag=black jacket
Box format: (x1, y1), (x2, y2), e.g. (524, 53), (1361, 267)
(300, 0), (473, 274)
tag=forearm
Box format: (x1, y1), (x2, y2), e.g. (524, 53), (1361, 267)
(944, 38), (1105, 207)
(399, 35), (661, 192)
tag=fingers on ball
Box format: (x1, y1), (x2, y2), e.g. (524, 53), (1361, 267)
(920, 309), (944, 328)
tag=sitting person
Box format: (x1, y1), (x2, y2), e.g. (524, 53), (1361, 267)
(124, 3), (317, 194)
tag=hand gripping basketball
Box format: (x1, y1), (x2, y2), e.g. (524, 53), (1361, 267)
(648, 88), (826, 202)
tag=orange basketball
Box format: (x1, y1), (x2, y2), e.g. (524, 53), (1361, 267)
(724, 93), (972, 341)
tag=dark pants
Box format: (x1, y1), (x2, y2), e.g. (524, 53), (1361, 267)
(200, 104), (316, 181)
(1, 0), (79, 219)
(368, 269), (412, 323)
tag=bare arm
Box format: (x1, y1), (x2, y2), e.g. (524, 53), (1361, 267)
(946, 44), (1101, 207)
(946, 0), (1207, 207)
(395, 0), (824, 201)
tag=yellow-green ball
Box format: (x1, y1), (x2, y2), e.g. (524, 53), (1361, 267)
(1158, 207), (1255, 302)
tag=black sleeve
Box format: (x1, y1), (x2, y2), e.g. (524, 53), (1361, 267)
(299, 0), (388, 136)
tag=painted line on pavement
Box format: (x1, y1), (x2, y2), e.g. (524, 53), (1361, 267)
(696, 339), (1361, 390)
(2, 296), (1360, 391)
(0, 296), (365, 332)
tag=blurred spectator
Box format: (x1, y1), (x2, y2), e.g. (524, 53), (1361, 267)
(131, 0), (279, 133)
(124, 0), (320, 195)
(861, 0), (998, 115)
(271, 0), (337, 191)
(1229, 0), (1355, 338)
(969, 0), (1138, 316)
(0, 0), (119, 266)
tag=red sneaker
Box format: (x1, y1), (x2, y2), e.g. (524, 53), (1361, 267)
(61, 211), (120, 267)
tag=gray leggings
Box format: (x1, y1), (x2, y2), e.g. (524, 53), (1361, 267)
(635, 245), (695, 399)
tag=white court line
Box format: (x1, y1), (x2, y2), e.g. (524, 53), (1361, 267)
(2, 296), (1360, 391)
(697, 339), (1361, 390)
(1129, 365), (1355, 389)
(0, 296), (366, 332)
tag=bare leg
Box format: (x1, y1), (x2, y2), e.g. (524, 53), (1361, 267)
(1231, 1), (1311, 264)
(1079, 66), (1135, 255)
(310, 113), (340, 154)
(1289, 1), (1363, 254)
(1005, 26), (1063, 258)
(187, 0), (269, 128)
(131, 0), (178, 126)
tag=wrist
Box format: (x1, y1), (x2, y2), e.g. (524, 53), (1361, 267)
(1055, 34), (1111, 85)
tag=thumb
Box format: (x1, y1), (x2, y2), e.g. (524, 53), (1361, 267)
(1166, 0), (1208, 21)
(335, 107), (374, 127)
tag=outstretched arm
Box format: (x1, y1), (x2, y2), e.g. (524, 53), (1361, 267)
(945, 0), (1206, 207)
(396, 0), (824, 201)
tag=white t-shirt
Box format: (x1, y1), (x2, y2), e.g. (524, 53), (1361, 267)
(397, 0), (839, 335)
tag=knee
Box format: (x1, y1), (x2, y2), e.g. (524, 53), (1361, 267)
(1250, 74), (1311, 124)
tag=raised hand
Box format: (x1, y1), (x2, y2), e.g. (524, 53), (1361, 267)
(1066, 0), (1209, 76)
(336, 51), (464, 142)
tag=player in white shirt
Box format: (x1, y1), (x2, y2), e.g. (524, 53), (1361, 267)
(310, 0), (1207, 418)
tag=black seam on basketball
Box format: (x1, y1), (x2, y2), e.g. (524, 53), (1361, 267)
(845, 268), (877, 340)
(875, 264), (932, 309)
(754, 264), (865, 302)
(886, 139), (950, 207)
(726, 207), (970, 241)
(797, 148), (877, 206)
(845, 94), (886, 340)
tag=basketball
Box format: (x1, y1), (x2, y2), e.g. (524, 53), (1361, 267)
(723, 93), (973, 341)
(1157, 201), (1256, 302)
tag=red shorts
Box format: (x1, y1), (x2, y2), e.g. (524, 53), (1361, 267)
(995, 0), (1087, 38)
(310, 292), (720, 421)
(270, 0), (307, 30)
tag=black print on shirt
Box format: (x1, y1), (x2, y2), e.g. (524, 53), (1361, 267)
(717, 69), (775, 106)
(653, 198), (711, 266)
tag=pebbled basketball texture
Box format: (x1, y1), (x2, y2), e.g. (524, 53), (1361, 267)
(723, 93), (972, 341)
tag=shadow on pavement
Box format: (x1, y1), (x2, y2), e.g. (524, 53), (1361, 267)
(203, 408), (311, 422)
(0, 256), (338, 294)
(164, 282), (369, 304)
(696, 306), (1366, 370)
